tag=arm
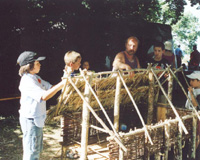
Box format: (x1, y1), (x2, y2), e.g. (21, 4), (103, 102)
(41, 79), (66, 101)
(112, 52), (131, 70)
(188, 87), (198, 108)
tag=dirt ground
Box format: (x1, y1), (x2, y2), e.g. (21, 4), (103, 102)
(0, 116), (63, 160)
(0, 116), (110, 160)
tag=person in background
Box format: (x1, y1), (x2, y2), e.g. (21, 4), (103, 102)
(112, 36), (141, 77)
(82, 61), (90, 70)
(175, 45), (183, 68)
(17, 51), (66, 160)
(184, 71), (200, 158)
(163, 41), (176, 68)
(189, 45), (200, 70)
(148, 42), (169, 69)
(147, 42), (170, 104)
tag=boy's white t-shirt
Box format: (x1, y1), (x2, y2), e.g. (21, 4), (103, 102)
(185, 88), (200, 110)
(19, 73), (52, 128)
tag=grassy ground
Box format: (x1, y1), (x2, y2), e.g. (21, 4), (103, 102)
(0, 116), (62, 160)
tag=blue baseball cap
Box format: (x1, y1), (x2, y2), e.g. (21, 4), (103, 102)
(17, 51), (46, 66)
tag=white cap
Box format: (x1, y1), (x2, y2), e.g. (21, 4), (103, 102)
(164, 41), (172, 51)
(186, 71), (200, 80)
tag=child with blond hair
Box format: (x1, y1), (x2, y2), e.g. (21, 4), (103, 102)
(63, 51), (82, 77)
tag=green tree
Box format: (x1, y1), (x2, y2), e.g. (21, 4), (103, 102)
(159, 0), (186, 25)
(172, 13), (200, 53)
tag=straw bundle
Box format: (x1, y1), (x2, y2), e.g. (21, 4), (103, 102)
(47, 71), (159, 122)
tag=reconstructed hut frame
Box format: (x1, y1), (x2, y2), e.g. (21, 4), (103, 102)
(47, 66), (200, 160)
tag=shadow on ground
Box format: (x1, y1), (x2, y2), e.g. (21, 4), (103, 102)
(0, 116), (61, 160)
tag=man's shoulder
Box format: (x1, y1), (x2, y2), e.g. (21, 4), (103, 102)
(116, 51), (125, 55)
(115, 51), (125, 58)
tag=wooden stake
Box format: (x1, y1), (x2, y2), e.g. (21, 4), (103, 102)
(177, 122), (183, 159)
(114, 75), (124, 159)
(168, 71), (173, 102)
(114, 75), (121, 131)
(80, 75), (92, 160)
(147, 71), (154, 125)
(164, 123), (170, 160)
(191, 116), (197, 159)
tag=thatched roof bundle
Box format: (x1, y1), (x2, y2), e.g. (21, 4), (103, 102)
(47, 71), (159, 122)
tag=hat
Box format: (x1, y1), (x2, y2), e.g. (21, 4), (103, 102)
(164, 41), (172, 51)
(186, 71), (200, 80)
(17, 51), (46, 66)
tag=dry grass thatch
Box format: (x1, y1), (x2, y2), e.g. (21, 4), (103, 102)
(47, 71), (159, 122)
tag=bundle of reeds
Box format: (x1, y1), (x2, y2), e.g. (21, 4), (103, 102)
(46, 71), (159, 122)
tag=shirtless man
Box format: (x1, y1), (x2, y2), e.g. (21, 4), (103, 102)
(112, 36), (141, 77)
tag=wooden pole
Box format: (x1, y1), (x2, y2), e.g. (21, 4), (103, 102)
(164, 123), (170, 160)
(114, 75), (124, 159)
(144, 141), (150, 160)
(56, 74), (70, 115)
(160, 67), (182, 86)
(60, 116), (64, 160)
(151, 68), (188, 134)
(168, 71), (173, 102)
(89, 125), (108, 133)
(68, 77), (127, 152)
(114, 75), (121, 131)
(117, 114), (194, 138)
(147, 71), (154, 125)
(177, 122), (183, 160)
(191, 116), (197, 159)
(0, 96), (20, 101)
(118, 71), (153, 145)
(119, 138), (124, 160)
(80, 75), (92, 160)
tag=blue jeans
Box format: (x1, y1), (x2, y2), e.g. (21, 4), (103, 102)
(20, 116), (43, 160)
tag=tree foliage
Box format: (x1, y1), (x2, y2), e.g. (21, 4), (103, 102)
(172, 13), (200, 53)
(160, 0), (186, 25)
(0, 0), (195, 97)
(190, 0), (200, 7)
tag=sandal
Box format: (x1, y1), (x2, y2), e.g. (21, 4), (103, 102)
(66, 150), (80, 159)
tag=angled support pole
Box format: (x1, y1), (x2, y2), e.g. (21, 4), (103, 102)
(167, 65), (200, 120)
(118, 71), (153, 145)
(151, 68), (188, 134)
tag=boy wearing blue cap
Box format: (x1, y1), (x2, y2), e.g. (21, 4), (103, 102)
(17, 51), (66, 160)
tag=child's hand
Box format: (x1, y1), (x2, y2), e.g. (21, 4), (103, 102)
(63, 66), (73, 76)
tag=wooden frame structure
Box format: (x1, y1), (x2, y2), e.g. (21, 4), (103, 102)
(49, 65), (200, 160)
